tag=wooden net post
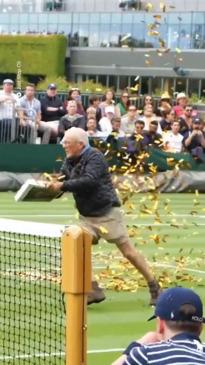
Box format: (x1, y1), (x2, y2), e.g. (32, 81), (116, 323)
(61, 226), (92, 365)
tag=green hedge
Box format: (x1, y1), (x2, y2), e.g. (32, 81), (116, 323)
(0, 35), (67, 76)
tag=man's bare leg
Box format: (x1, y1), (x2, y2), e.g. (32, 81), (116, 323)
(117, 241), (160, 305)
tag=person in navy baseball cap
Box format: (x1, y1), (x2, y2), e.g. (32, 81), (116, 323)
(148, 286), (205, 323)
(47, 83), (57, 89)
(112, 287), (205, 365)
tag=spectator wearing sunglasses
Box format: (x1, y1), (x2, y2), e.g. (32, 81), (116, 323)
(180, 105), (196, 136)
(116, 91), (130, 117)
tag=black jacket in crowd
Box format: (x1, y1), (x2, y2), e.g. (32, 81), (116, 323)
(58, 114), (86, 138)
(60, 147), (121, 217)
(41, 95), (66, 121)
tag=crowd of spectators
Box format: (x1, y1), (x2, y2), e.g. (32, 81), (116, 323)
(1, 78), (205, 161)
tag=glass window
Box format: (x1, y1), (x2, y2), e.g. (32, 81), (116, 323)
(141, 77), (149, 95)
(110, 23), (121, 47)
(108, 75), (117, 90)
(188, 79), (199, 97)
(121, 23), (133, 38)
(192, 24), (205, 49)
(158, 24), (168, 48)
(0, 14), (8, 24)
(200, 79), (205, 97)
(10, 14), (19, 25)
(48, 14), (59, 24)
(19, 23), (29, 33)
(28, 24), (38, 32)
(58, 13), (72, 23)
(71, 24), (80, 46)
(29, 14), (38, 23)
(38, 14), (48, 24)
(90, 13), (100, 24)
(167, 24), (179, 49)
(79, 24), (89, 46)
(19, 13), (28, 23)
(0, 24), (9, 33)
(99, 23), (110, 47)
(38, 23), (48, 32)
(178, 26), (191, 49)
(132, 23), (146, 47)
(74, 74), (87, 82)
(163, 78), (174, 97)
(100, 14), (111, 24)
(79, 13), (89, 24)
(88, 75), (97, 82)
(122, 14), (133, 24)
(98, 75), (107, 87)
(175, 78), (186, 93)
(47, 23), (58, 33)
(89, 24), (100, 47)
(58, 23), (71, 35)
(168, 13), (192, 24)
(119, 76), (129, 90)
(111, 14), (122, 24)
(152, 77), (162, 96)
(73, 13), (79, 23)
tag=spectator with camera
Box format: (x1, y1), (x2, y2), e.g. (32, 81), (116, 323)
(100, 89), (119, 117)
(65, 88), (85, 116)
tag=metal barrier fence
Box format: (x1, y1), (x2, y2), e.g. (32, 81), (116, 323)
(0, 118), (36, 144)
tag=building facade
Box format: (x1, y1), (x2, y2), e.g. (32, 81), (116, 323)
(1, 0), (205, 96)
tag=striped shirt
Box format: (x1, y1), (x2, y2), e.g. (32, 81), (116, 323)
(124, 333), (205, 365)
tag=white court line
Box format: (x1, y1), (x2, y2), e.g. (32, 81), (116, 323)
(2, 263), (204, 278)
(94, 262), (205, 275)
(0, 348), (123, 360)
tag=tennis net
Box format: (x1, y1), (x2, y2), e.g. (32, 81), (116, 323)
(0, 218), (66, 364)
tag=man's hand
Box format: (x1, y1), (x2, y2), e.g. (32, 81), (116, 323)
(137, 331), (163, 345)
(47, 182), (63, 192)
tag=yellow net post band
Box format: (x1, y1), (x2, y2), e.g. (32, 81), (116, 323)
(61, 226), (92, 365)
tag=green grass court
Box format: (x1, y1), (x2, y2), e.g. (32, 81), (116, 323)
(0, 192), (205, 364)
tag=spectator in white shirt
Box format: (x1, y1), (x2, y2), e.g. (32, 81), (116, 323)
(121, 105), (138, 135)
(99, 105), (115, 136)
(0, 79), (18, 143)
(17, 84), (51, 144)
(163, 120), (183, 153)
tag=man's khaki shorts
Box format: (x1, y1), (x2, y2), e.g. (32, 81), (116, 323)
(79, 207), (129, 245)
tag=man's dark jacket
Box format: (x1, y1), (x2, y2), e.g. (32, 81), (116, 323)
(60, 147), (120, 217)
(41, 95), (65, 121)
(59, 114), (86, 138)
